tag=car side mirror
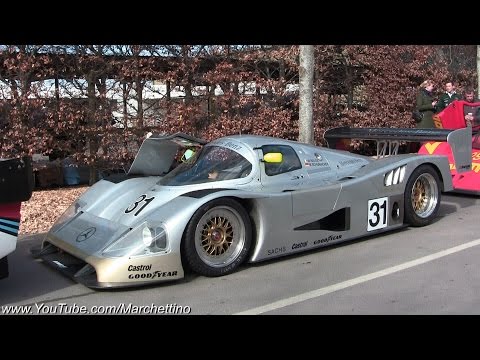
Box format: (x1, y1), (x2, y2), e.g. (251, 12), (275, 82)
(263, 153), (283, 163)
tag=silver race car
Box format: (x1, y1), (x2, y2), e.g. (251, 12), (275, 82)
(33, 128), (471, 288)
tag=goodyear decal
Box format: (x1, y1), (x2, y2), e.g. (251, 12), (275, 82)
(127, 264), (178, 280)
(128, 271), (178, 279)
(314, 234), (342, 245)
(0, 217), (19, 237)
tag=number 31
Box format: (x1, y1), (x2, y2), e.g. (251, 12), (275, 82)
(367, 197), (388, 231)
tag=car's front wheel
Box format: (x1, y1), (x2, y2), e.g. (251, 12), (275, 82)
(404, 165), (441, 227)
(182, 198), (252, 277)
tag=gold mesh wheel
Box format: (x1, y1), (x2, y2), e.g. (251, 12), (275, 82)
(200, 215), (234, 256)
(194, 205), (246, 268)
(404, 165), (441, 227)
(410, 172), (439, 218)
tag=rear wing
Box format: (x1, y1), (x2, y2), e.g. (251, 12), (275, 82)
(324, 127), (472, 173)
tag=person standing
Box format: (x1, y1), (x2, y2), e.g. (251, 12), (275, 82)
(437, 81), (462, 112)
(415, 80), (438, 128)
(463, 88), (480, 127)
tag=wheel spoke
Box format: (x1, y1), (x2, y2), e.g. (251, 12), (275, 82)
(410, 172), (438, 219)
(194, 205), (247, 269)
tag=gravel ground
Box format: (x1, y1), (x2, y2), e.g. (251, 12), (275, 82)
(19, 186), (89, 235)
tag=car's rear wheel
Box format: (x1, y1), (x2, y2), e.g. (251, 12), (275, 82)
(182, 198), (252, 277)
(404, 165), (441, 227)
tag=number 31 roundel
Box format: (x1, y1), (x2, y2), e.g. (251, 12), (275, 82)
(367, 197), (388, 231)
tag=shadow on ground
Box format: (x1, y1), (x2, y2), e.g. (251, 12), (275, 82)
(438, 192), (480, 217)
(0, 233), (88, 306)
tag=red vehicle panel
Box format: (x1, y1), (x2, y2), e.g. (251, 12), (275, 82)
(419, 100), (480, 194)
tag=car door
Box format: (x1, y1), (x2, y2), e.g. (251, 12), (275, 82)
(258, 144), (308, 191)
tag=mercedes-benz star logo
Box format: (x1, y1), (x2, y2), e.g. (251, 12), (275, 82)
(76, 227), (96, 242)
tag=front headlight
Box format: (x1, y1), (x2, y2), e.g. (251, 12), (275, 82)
(142, 227), (154, 246)
(102, 222), (168, 258)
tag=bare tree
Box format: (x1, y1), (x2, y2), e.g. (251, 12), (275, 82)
(299, 45), (314, 144)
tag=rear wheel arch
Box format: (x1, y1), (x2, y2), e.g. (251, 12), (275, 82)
(425, 162), (445, 191)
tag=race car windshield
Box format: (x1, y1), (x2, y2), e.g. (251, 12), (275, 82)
(159, 145), (252, 186)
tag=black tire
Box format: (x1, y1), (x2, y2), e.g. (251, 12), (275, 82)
(0, 256), (8, 279)
(182, 198), (252, 277)
(404, 165), (441, 227)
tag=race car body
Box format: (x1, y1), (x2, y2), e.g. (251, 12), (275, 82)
(0, 156), (34, 278)
(33, 129), (470, 288)
(418, 100), (480, 194)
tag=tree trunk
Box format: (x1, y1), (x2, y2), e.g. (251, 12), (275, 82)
(166, 80), (171, 101)
(185, 82), (193, 104)
(136, 78), (144, 128)
(87, 77), (98, 185)
(299, 45), (314, 144)
(122, 81), (128, 128)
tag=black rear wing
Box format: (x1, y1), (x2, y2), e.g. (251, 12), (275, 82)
(324, 127), (472, 173)
(0, 156), (34, 203)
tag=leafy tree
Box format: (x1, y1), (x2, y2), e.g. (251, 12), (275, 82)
(0, 44), (477, 187)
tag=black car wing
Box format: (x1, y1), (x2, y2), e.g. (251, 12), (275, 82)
(0, 156), (34, 203)
(324, 127), (472, 173)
